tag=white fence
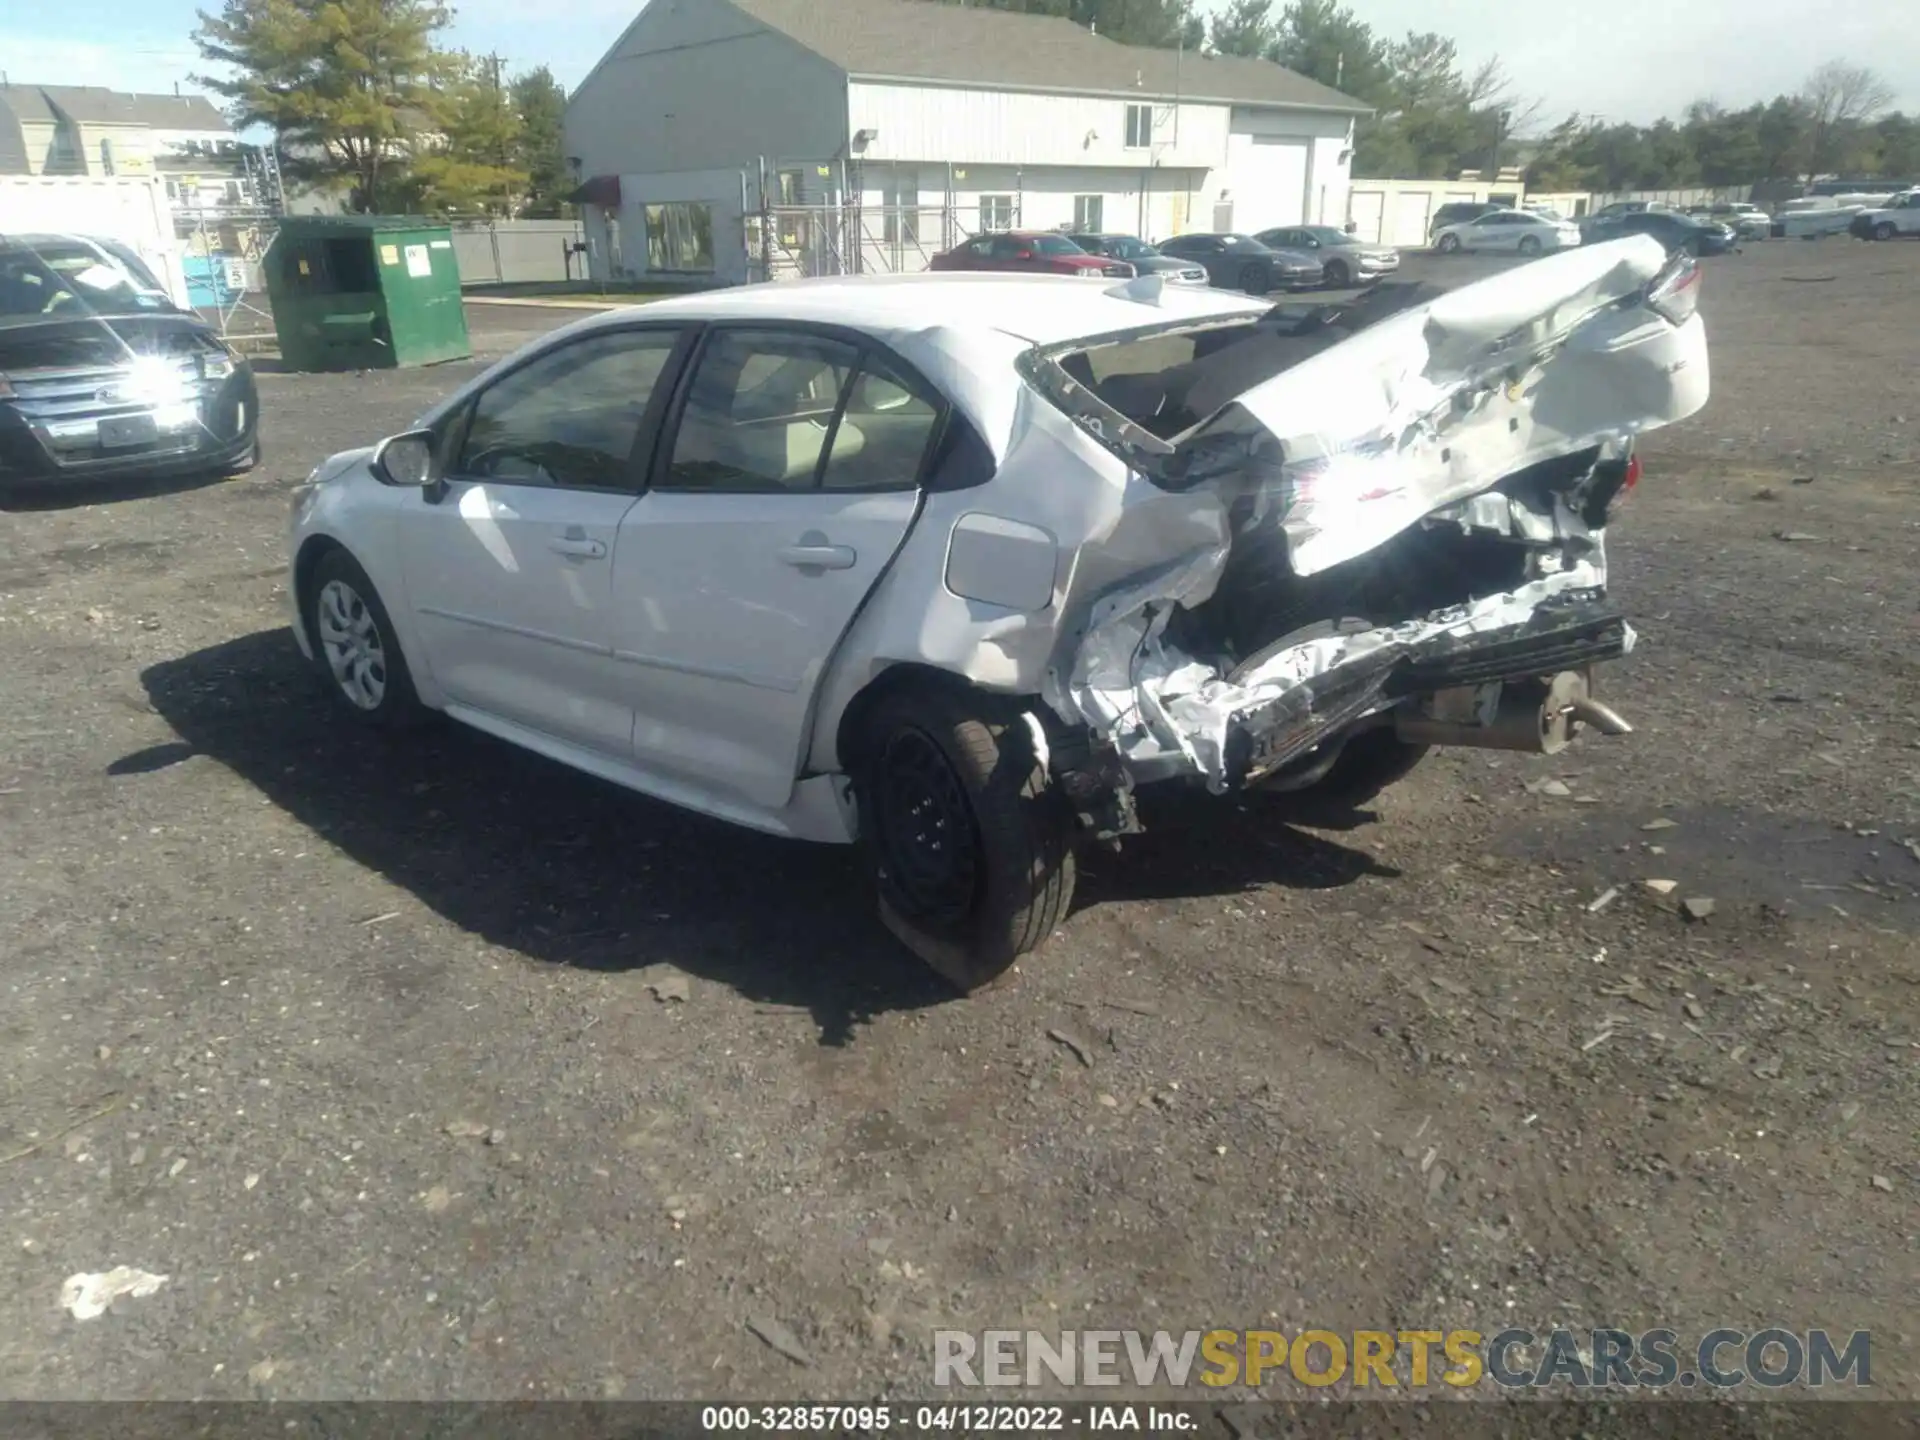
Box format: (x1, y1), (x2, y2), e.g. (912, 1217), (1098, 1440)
(0, 174), (189, 306)
(1344, 176), (1765, 245)
(450, 219), (587, 285)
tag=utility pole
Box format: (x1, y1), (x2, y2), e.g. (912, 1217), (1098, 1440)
(487, 52), (509, 215)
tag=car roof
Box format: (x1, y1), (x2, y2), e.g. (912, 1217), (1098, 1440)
(0, 231), (95, 251)
(580, 272), (1266, 348)
(460, 274), (1271, 469)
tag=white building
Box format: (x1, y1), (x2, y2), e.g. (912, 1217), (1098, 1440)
(563, 0), (1368, 284)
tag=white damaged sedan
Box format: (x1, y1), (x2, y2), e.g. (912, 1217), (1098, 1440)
(288, 236), (1708, 989)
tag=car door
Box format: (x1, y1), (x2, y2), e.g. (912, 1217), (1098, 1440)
(609, 326), (947, 811)
(1470, 215), (1515, 251)
(989, 234), (1039, 271)
(399, 324), (689, 756)
(1173, 236), (1222, 281)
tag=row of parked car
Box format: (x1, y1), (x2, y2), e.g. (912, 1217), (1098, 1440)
(928, 225), (1400, 294)
(1424, 200), (1746, 257)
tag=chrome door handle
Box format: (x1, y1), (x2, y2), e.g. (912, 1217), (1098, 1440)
(777, 543), (856, 570)
(549, 536), (608, 559)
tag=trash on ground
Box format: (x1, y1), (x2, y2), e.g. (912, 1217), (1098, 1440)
(746, 1313), (813, 1366)
(60, 1267), (169, 1321)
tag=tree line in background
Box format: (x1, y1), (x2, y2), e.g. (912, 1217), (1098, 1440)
(193, 0), (569, 216)
(191, 0), (1914, 217)
(942, 0), (1916, 190)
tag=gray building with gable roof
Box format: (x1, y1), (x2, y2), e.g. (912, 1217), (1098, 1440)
(563, 0), (1368, 284)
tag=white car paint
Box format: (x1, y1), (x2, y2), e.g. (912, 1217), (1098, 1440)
(289, 241), (1704, 845)
(1434, 209), (1583, 254)
(1853, 189), (1920, 238)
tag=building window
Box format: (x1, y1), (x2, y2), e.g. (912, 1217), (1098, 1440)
(1073, 195), (1103, 231)
(883, 166), (918, 245)
(644, 202), (715, 271)
(772, 171), (806, 248)
(1125, 104), (1153, 149)
(980, 194), (1014, 232)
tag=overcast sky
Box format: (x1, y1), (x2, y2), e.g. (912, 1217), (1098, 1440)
(4, 0), (1915, 129)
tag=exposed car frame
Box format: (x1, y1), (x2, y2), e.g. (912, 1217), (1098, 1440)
(287, 243), (1707, 991)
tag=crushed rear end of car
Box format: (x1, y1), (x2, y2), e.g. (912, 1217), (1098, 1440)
(1015, 239), (1708, 836)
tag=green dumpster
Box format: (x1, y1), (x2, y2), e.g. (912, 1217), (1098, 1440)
(264, 216), (471, 371)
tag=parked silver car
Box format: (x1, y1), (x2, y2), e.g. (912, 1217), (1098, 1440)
(1253, 225), (1399, 287)
(1433, 209), (1584, 255)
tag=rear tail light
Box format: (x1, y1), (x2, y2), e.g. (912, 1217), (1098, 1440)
(1623, 452), (1643, 495)
(1646, 254), (1701, 325)
(0, 373), (12, 400)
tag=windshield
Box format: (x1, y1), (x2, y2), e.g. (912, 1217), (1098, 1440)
(1299, 226), (1350, 245)
(1105, 237), (1152, 259)
(1217, 234), (1265, 249)
(0, 241), (179, 326)
(1033, 235), (1086, 256)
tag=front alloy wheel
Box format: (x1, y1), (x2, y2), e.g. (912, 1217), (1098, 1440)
(1436, 233), (1462, 253)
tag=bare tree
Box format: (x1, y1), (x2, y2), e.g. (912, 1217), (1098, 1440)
(1800, 60), (1894, 179)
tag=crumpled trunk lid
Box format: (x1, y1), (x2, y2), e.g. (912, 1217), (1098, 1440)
(1031, 235), (1711, 794)
(1155, 234), (1708, 575)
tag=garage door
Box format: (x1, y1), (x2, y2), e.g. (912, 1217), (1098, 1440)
(1239, 138), (1310, 231)
(1392, 192), (1433, 247)
(1348, 190), (1385, 243)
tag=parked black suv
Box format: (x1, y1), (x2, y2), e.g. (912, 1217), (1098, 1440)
(0, 232), (259, 495)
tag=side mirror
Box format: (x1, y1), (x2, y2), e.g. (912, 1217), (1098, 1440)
(371, 429), (436, 487)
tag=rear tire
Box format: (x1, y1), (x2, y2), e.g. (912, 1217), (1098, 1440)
(304, 549), (430, 731)
(1517, 235), (1542, 256)
(1436, 233), (1461, 254)
(853, 686), (1076, 993)
(1307, 727), (1431, 805)
(1323, 259), (1351, 287)
(1874, 222), (1897, 241)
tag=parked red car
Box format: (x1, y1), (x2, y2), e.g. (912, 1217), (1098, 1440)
(928, 231), (1133, 278)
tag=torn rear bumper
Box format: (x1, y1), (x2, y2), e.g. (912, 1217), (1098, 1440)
(1223, 594), (1629, 786)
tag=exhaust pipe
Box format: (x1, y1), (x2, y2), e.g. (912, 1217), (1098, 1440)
(1395, 670), (1631, 755)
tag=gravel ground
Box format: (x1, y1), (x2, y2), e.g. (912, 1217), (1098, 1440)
(1, 242), (1917, 1417)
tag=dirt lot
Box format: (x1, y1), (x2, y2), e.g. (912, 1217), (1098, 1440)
(2, 241), (1917, 1416)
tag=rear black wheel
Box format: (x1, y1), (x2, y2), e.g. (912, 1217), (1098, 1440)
(1874, 221), (1897, 241)
(1306, 727), (1431, 805)
(853, 686), (1076, 993)
(1517, 234), (1543, 256)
